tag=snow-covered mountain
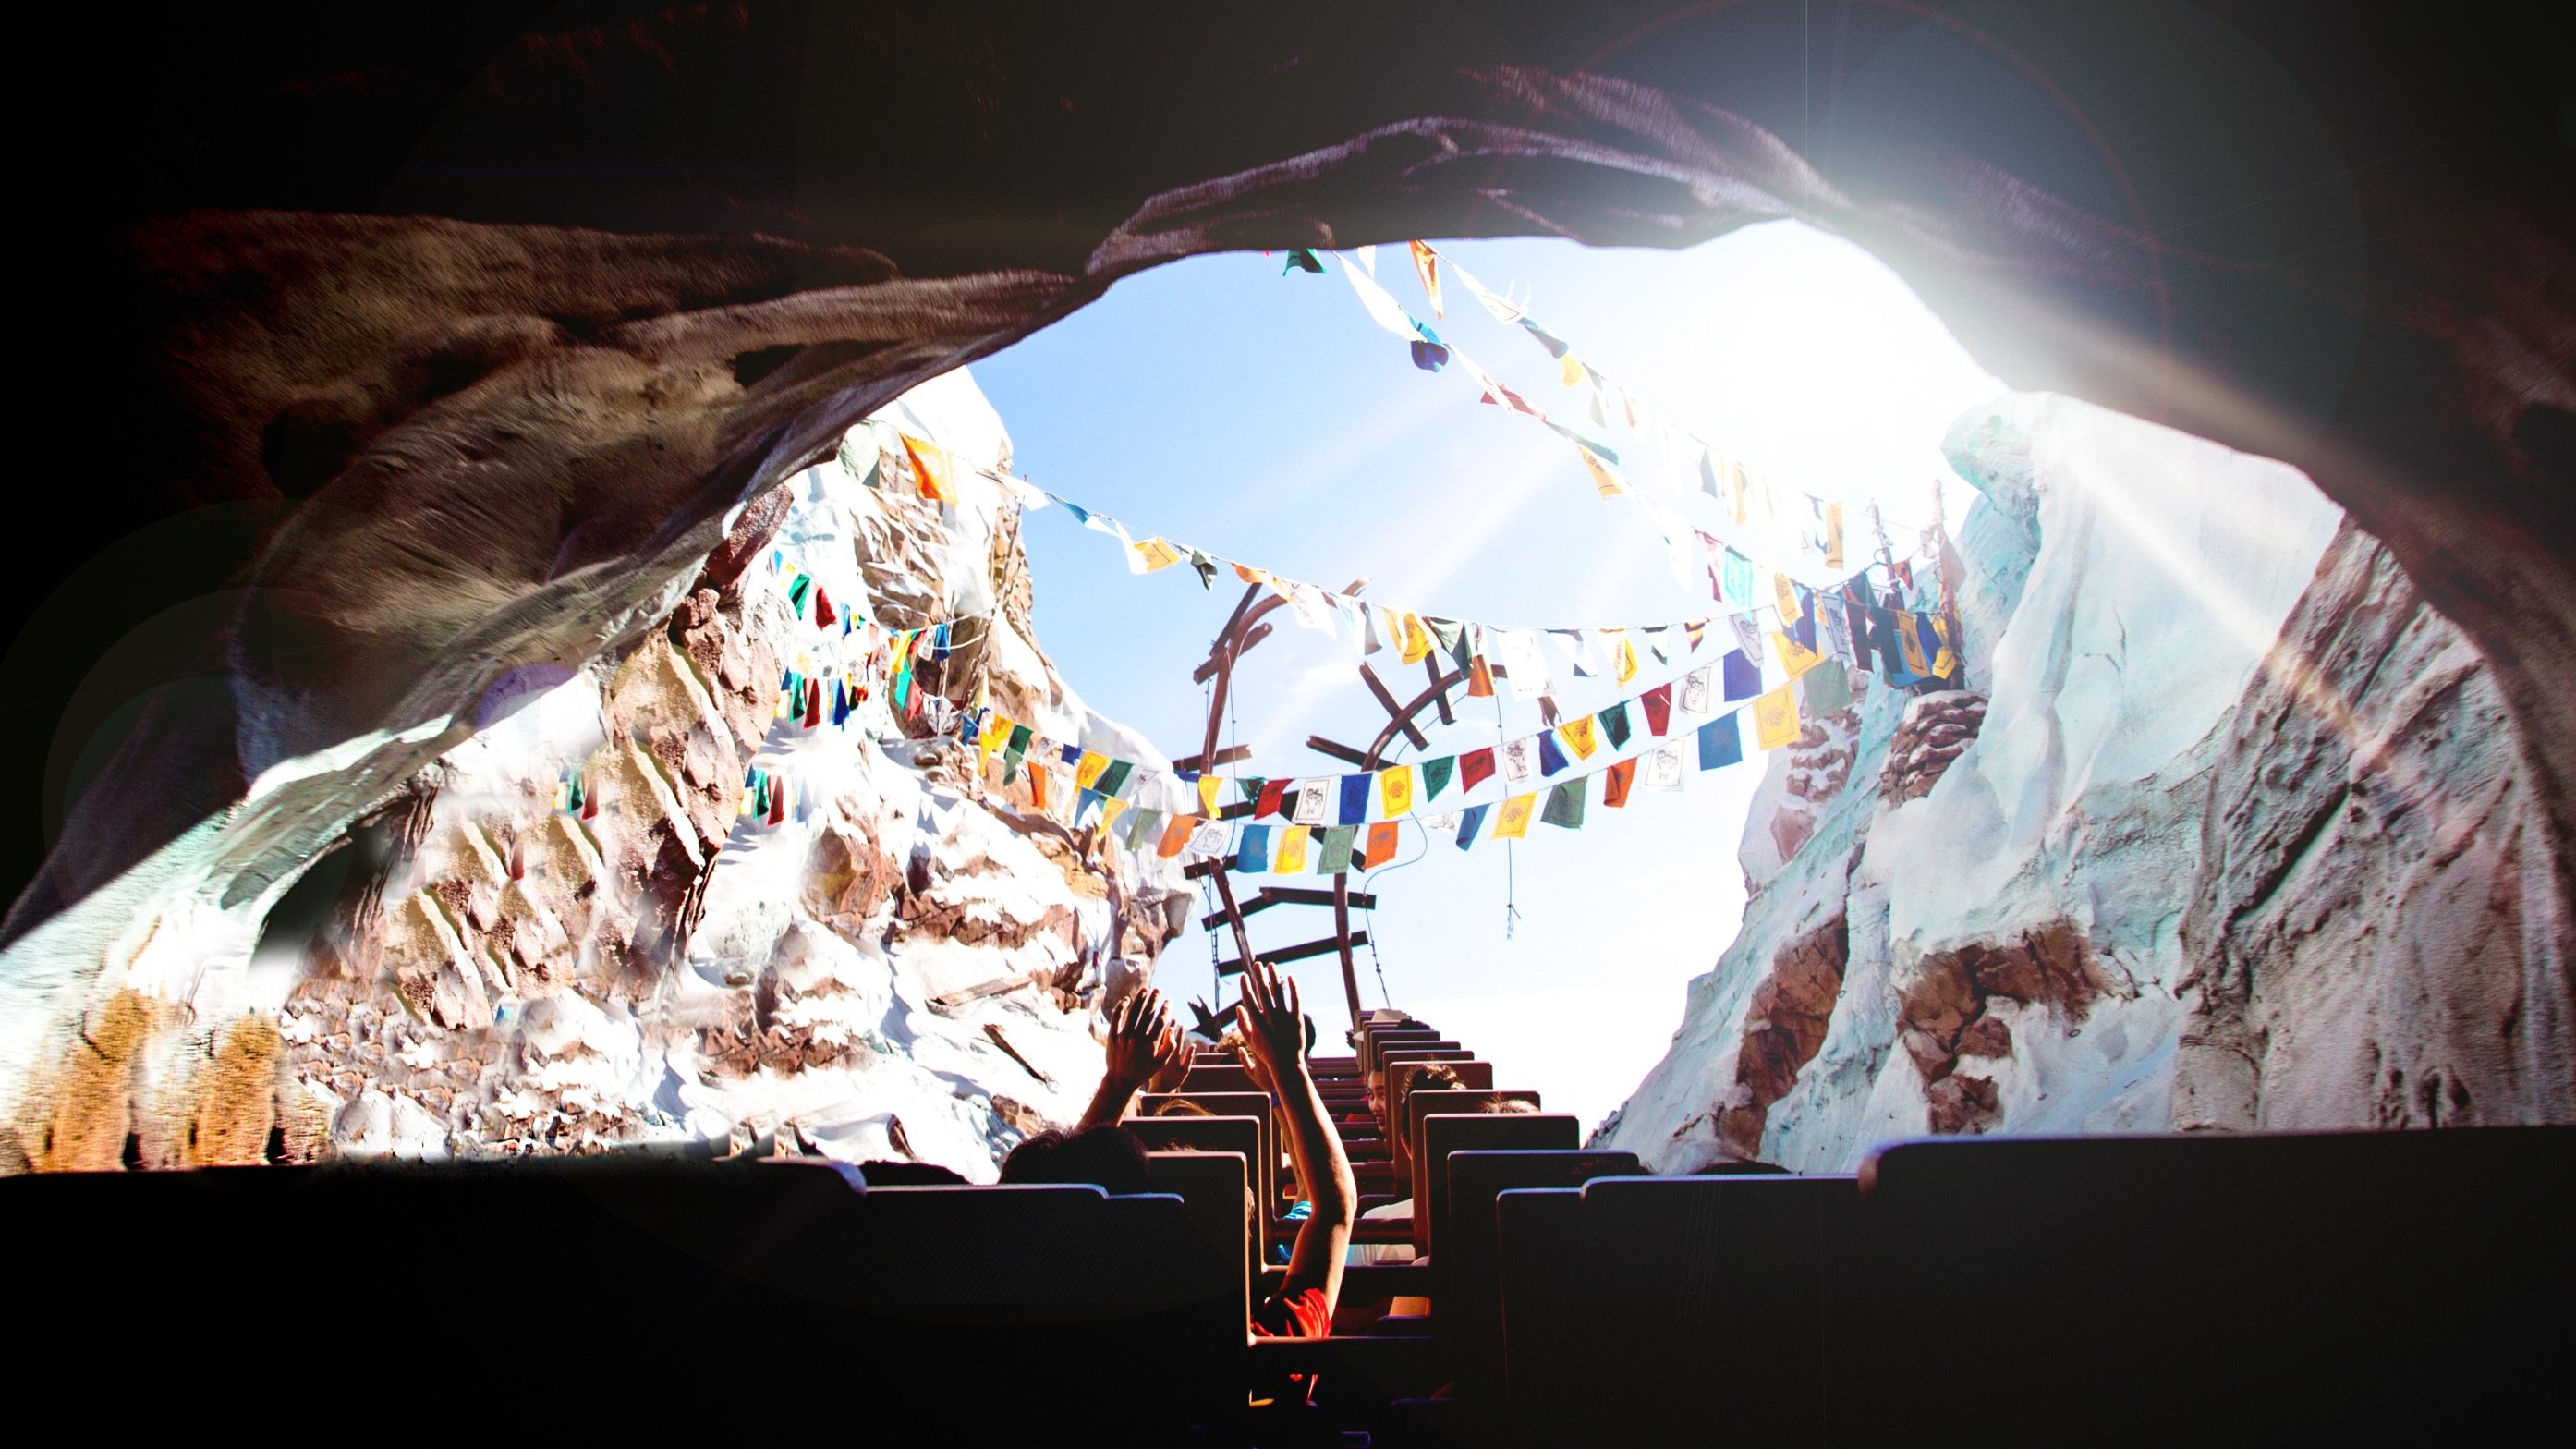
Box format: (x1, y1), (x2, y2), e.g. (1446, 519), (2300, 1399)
(0, 370), (1193, 1179)
(1598, 392), (2573, 1170)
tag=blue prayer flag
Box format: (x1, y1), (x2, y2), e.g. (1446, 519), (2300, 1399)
(1722, 649), (1762, 700)
(1537, 731), (1570, 777)
(1236, 825), (1271, 873)
(1455, 803), (1489, 849)
(1339, 774), (1372, 825)
(1698, 713), (1744, 771)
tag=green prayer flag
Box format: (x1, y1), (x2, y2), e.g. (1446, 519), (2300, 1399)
(838, 432), (881, 489)
(1317, 824), (1358, 873)
(1122, 806), (1160, 852)
(1800, 658), (1853, 716)
(1239, 776), (1267, 805)
(1004, 724), (1032, 761)
(1096, 759), (1135, 798)
(1540, 777), (1587, 829)
(1187, 548), (1219, 589)
(1598, 701), (1632, 749)
(1424, 616), (1468, 669)
(1420, 755), (1454, 800)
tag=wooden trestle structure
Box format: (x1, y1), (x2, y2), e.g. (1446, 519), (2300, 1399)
(1177, 579), (1490, 1025)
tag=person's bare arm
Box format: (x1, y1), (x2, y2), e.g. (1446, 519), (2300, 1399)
(1236, 959), (1353, 1318)
(1078, 987), (1184, 1132)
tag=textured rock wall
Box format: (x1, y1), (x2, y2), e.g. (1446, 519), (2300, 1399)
(1599, 392), (2571, 1172)
(2, 371), (1192, 1178)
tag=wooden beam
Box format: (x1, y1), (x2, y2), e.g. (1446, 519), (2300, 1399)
(1168, 743), (1253, 774)
(1218, 932), (1369, 976)
(1261, 887), (1376, 910)
(1305, 735), (1371, 768)
(1357, 664), (1430, 749)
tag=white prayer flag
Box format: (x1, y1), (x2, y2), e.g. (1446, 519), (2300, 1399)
(1293, 778), (1331, 826)
(1288, 584), (1338, 637)
(1343, 262), (1421, 341)
(1497, 629), (1552, 700)
(1643, 742), (1686, 790)
(1681, 666), (1714, 715)
(1188, 821), (1233, 858)
(1501, 737), (1536, 785)
(1727, 612), (1765, 662)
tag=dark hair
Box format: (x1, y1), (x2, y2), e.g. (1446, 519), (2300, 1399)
(857, 1159), (969, 1186)
(1302, 1014), (1317, 1054)
(998, 1126), (1158, 1196)
(1401, 1063), (1464, 1096)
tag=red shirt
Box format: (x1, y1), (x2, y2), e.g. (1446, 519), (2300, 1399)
(1250, 1285), (1330, 1339)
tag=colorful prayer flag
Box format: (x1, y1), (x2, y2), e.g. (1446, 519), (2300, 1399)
(1236, 825), (1271, 872)
(1363, 822), (1401, 869)
(1159, 814), (1196, 858)
(1420, 755), (1454, 800)
(1610, 630), (1640, 686)
(900, 433), (955, 504)
(1379, 763), (1416, 818)
(1558, 715), (1598, 761)
(1318, 824), (1358, 873)
(1770, 628), (1825, 680)
(1800, 658), (1853, 716)
(1541, 778), (1586, 829)
(1097, 759), (1135, 798)
(1130, 536), (1185, 573)
(1398, 613), (1432, 664)
(1641, 684), (1672, 737)
(1338, 774), (1372, 826)
(1644, 742), (1686, 790)
(1273, 825), (1309, 874)
(1698, 713), (1743, 770)
(1754, 684), (1801, 750)
(1408, 239), (1442, 317)
(1455, 803), (1489, 848)
(1722, 650), (1762, 701)
(1075, 751), (1112, 790)
(1197, 775), (1224, 817)
(1602, 759), (1637, 808)
(1460, 748), (1497, 793)
(1494, 793), (1537, 840)
(1256, 780), (1289, 819)
(1537, 730), (1571, 776)
(1293, 778), (1332, 826)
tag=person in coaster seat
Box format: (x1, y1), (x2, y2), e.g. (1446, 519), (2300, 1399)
(1001, 985), (1188, 1195)
(1233, 958), (1356, 1340)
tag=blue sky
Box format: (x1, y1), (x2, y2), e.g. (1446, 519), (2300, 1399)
(976, 221), (2000, 1131)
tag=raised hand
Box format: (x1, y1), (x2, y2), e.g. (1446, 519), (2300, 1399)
(1102, 986), (1177, 1093)
(1233, 958), (1305, 1082)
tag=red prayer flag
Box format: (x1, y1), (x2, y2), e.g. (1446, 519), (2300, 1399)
(1641, 683), (1672, 737)
(1256, 780), (1289, 819)
(1459, 748), (1497, 793)
(1602, 758), (1637, 808)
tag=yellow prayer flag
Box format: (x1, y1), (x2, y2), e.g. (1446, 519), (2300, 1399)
(1580, 449), (1629, 499)
(1612, 631), (1639, 686)
(1559, 715), (1598, 761)
(1754, 684), (1801, 750)
(1075, 750), (1111, 790)
(1379, 764), (1416, 818)
(1409, 239), (1443, 318)
(1098, 798), (1128, 835)
(1197, 775), (1223, 816)
(1823, 503), (1845, 571)
(1235, 562), (1269, 586)
(1724, 457), (1749, 524)
(1494, 793), (1537, 840)
(978, 713), (1011, 766)
(1131, 536), (1184, 573)
(1398, 613), (1432, 664)
(1273, 825), (1309, 874)
(1769, 629), (1824, 680)
(1771, 571), (1804, 625)
(1560, 353), (1585, 387)
(1897, 615), (1932, 677)
(1929, 615), (1959, 677)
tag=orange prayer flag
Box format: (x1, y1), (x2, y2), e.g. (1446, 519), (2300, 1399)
(1408, 239), (1442, 318)
(1363, 822), (1401, 868)
(1602, 758), (1637, 808)
(900, 433), (955, 503)
(1158, 813), (1196, 858)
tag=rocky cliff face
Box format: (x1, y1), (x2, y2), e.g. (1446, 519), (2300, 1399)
(1598, 392), (2573, 1171)
(0, 371), (1191, 1179)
